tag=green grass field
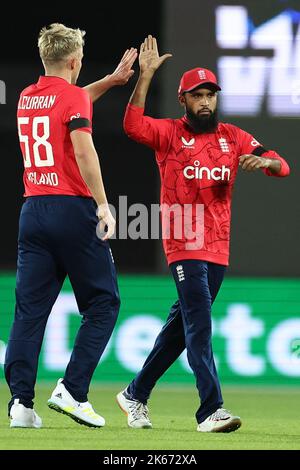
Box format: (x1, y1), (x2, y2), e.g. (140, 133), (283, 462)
(0, 384), (299, 450)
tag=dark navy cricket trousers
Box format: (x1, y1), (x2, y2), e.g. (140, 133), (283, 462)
(127, 259), (225, 423)
(5, 196), (120, 409)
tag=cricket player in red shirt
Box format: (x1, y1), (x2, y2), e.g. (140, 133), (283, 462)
(116, 35), (290, 432)
(5, 23), (137, 429)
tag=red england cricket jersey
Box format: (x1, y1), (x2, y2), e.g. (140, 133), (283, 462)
(124, 104), (290, 266)
(17, 76), (93, 197)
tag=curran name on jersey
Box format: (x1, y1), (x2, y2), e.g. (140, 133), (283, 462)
(18, 95), (56, 110)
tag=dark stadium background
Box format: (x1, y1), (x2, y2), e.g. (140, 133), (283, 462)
(0, 0), (298, 276)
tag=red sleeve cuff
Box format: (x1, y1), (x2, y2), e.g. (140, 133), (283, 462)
(262, 153), (290, 177)
(124, 103), (146, 136)
(126, 103), (145, 113)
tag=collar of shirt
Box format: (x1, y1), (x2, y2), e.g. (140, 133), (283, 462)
(37, 75), (69, 86)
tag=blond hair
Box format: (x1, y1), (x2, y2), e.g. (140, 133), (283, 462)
(38, 23), (85, 64)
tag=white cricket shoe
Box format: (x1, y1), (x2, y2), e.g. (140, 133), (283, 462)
(48, 378), (105, 428)
(10, 399), (42, 428)
(197, 408), (242, 433)
(116, 389), (152, 429)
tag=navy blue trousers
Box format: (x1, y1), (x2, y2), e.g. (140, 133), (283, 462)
(127, 259), (225, 423)
(5, 196), (120, 410)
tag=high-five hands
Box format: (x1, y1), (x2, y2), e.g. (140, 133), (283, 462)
(110, 48), (138, 85)
(139, 34), (172, 74)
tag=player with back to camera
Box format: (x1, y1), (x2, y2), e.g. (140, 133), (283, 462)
(5, 23), (137, 429)
(116, 35), (290, 433)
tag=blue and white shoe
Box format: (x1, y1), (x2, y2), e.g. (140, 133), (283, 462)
(48, 378), (105, 428)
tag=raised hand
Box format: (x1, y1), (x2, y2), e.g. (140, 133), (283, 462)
(139, 35), (172, 75)
(111, 47), (138, 85)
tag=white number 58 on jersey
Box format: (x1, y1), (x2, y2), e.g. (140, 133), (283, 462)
(18, 116), (54, 168)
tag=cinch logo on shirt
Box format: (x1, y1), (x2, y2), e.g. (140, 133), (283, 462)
(70, 112), (81, 121)
(183, 160), (231, 181)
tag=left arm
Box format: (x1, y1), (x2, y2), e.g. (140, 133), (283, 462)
(84, 48), (137, 103)
(239, 151), (290, 177)
(235, 128), (290, 177)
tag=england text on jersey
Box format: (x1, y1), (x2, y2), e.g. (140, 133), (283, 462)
(27, 172), (59, 186)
